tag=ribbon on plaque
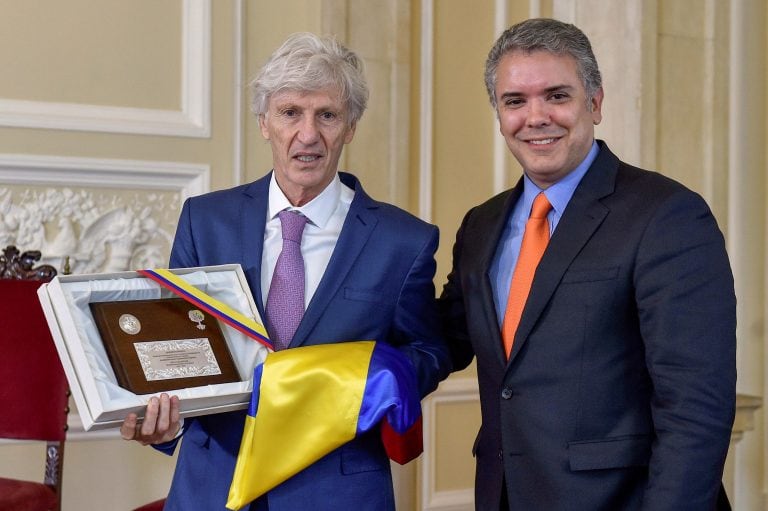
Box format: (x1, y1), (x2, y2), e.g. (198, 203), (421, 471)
(138, 269), (273, 351)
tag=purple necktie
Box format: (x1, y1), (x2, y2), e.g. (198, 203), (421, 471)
(266, 210), (308, 351)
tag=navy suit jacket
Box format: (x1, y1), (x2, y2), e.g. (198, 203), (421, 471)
(158, 172), (450, 511)
(440, 142), (736, 510)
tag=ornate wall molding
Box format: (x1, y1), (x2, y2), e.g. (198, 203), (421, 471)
(0, 0), (211, 137)
(0, 154), (208, 195)
(0, 153), (208, 274)
(421, 377), (479, 511)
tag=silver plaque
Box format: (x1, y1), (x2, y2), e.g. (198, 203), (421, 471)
(134, 338), (223, 381)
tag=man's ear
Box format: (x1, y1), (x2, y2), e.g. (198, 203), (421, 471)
(590, 87), (604, 125)
(259, 114), (270, 140)
(343, 121), (357, 144)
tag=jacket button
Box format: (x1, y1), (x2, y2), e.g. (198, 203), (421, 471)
(501, 388), (513, 399)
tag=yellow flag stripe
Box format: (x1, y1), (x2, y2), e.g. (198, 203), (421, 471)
(226, 341), (375, 509)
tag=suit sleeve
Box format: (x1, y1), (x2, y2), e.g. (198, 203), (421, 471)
(438, 209), (477, 372)
(635, 190), (736, 509)
(390, 226), (452, 398)
(168, 198), (199, 269)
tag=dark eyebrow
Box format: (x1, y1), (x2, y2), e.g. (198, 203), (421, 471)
(499, 84), (575, 101)
(499, 91), (523, 102)
(545, 84), (575, 94)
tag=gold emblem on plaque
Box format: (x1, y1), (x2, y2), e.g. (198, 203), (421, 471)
(118, 313), (141, 335)
(188, 309), (206, 330)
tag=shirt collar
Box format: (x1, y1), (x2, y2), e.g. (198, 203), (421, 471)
(268, 172), (342, 228)
(522, 140), (600, 217)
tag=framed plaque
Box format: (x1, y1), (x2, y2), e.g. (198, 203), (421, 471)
(89, 297), (240, 395)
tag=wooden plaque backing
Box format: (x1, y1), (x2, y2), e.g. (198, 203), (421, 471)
(89, 297), (240, 395)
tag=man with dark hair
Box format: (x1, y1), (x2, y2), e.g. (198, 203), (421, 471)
(440, 18), (735, 510)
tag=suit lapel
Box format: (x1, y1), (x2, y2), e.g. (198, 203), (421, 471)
(290, 173), (377, 347)
(473, 185), (524, 368)
(240, 174), (271, 319)
(507, 143), (619, 365)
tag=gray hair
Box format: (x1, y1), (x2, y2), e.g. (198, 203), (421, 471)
(484, 18), (602, 109)
(249, 32), (369, 124)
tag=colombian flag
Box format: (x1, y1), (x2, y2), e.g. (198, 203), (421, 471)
(226, 341), (423, 510)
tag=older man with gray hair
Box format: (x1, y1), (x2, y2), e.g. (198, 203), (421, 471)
(121, 32), (450, 511)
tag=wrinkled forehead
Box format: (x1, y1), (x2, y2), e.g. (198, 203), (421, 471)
(267, 86), (347, 110)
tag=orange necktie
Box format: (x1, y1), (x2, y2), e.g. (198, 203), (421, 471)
(502, 192), (552, 359)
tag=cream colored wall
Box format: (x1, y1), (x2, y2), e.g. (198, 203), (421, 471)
(0, 1), (223, 509)
(1, 1), (766, 510)
(0, 1), (416, 510)
(726, 1), (768, 509)
(418, 1), (495, 507)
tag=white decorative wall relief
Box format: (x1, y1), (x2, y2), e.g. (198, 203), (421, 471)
(0, 154), (209, 275)
(0, 186), (177, 273)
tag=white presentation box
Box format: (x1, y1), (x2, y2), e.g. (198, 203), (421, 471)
(37, 264), (269, 431)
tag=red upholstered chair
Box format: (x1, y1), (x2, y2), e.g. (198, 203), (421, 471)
(0, 246), (68, 511)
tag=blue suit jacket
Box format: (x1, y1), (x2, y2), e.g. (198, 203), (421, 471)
(440, 142), (736, 510)
(158, 172), (450, 511)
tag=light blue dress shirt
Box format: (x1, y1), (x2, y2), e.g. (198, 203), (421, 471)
(490, 141), (600, 325)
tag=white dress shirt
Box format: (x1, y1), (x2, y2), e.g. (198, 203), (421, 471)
(261, 172), (354, 308)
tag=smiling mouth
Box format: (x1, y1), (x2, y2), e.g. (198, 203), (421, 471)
(527, 138), (558, 146)
(295, 155), (321, 162)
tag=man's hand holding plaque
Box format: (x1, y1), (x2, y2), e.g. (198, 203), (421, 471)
(120, 393), (181, 445)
